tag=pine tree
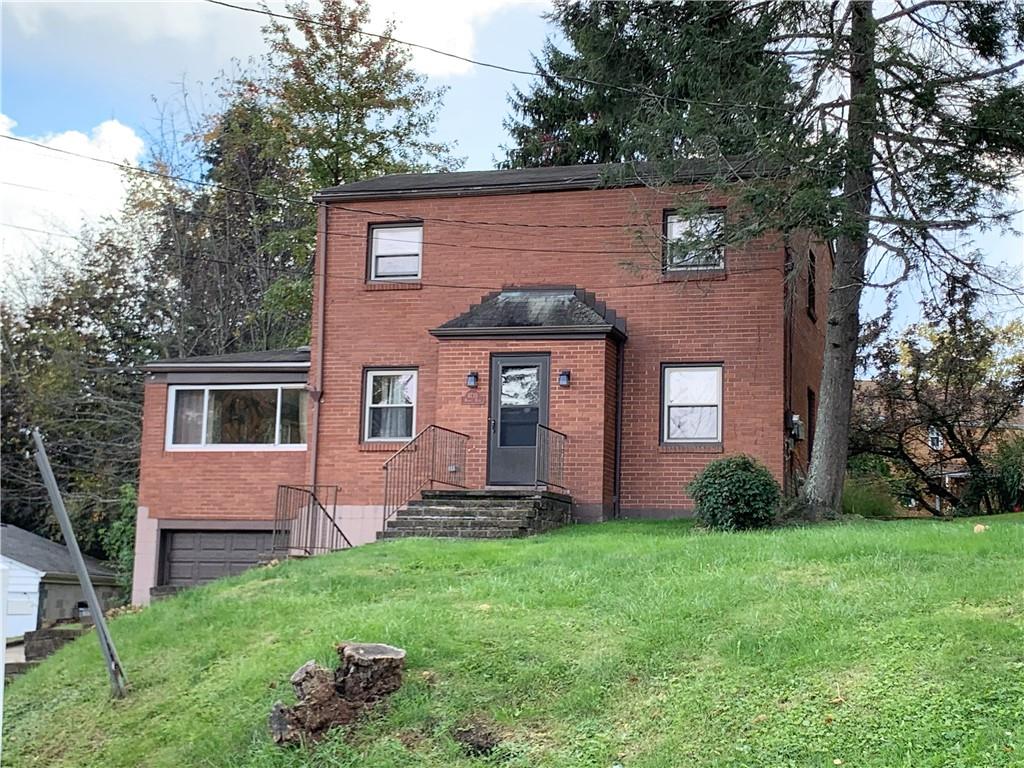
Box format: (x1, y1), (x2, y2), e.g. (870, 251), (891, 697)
(502, 0), (797, 167)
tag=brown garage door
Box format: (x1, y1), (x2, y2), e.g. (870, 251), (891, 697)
(160, 530), (275, 587)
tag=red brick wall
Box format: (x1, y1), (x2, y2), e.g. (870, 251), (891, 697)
(785, 234), (832, 483)
(310, 184), (790, 518)
(602, 338), (619, 513)
(433, 339), (612, 518)
(138, 377), (307, 520)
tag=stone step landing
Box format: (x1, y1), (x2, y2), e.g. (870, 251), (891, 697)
(379, 489), (571, 540)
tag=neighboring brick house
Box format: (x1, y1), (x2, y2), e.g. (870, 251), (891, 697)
(132, 162), (829, 603)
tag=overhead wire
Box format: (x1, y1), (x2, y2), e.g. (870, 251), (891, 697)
(1, 217), (789, 293)
(203, 0), (1024, 141)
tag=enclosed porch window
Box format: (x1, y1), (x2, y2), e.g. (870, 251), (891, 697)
(166, 385), (308, 450)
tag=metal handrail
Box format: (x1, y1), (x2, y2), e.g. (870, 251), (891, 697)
(382, 425), (470, 526)
(535, 424), (569, 493)
(272, 485), (350, 556)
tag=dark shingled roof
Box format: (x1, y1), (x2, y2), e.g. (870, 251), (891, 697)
(314, 159), (783, 203)
(431, 288), (627, 340)
(1, 524), (117, 582)
(145, 347), (310, 372)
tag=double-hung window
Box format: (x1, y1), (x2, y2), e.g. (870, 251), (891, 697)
(664, 210), (725, 272)
(369, 223), (422, 280)
(927, 425), (944, 451)
(662, 365), (723, 443)
(364, 369), (417, 441)
(167, 385), (307, 450)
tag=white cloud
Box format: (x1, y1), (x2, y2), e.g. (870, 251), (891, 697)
(3, 0), (546, 79)
(0, 114), (145, 292)
(368, 0), (544, 76)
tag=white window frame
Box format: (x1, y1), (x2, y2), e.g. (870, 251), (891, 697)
(664, 211), (726, 272)
(662, 365), (723, 444)
(927, 425), (944, 451)
(363, 369), (418, 442)
(369, 223), (423, 281)
(165, 383), (308, 451)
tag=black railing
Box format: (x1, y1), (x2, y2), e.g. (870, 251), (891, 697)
(382, 425), (469, 525)
(272, 485), (350, 557)
(535, 424), (569, 493)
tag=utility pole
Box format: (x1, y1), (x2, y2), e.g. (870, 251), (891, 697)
(32, 429), (128, 698)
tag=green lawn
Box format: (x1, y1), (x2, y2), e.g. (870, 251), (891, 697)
(4, 517), (1023, 768)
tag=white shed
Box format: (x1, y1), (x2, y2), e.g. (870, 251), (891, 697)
(1, 524), (120, 640)
(1, 555), (43, 640)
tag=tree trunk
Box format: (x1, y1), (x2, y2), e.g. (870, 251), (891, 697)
(802, 0), (877, 519)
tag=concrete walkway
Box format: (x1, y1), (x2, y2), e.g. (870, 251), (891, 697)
(6, 641), (26, 664)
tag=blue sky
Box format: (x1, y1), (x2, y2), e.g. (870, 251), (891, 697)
(1, 0), (551, 168)
(1, 1), (1020, 321)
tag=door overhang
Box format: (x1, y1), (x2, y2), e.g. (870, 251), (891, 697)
(429, 287), (627, 342)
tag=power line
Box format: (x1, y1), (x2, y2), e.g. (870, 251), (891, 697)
(203, 0), (1024, 142)
(202, 0), (718, 112)
(1, 222), (84, 240)
(0, 135), (716, 234)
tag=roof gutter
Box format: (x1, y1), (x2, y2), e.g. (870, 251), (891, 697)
(145, 361), (310, 372)
(312, 163), (790, 204)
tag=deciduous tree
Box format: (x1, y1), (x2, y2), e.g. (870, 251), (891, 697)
(851, 275), (1024, 515)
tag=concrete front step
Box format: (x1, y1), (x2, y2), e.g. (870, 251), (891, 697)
(387, 515), (529, 530)
(407, 498), (540, 510)
(402, 504), (540, 518)
(380, 527), (525, 539)
(382, 489), (572, 541)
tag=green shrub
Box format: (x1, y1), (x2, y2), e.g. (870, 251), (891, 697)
(991, 435), (1024, 512)
(100, 484), (137, 595)
(688, 455), (781, 530)
(847, 454), (917, 504)
(841, 476), (898, 518)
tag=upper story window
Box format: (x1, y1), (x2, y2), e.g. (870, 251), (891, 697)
(369, 223), (422, 281)
(663, 210), (725, 272)
(928, 425), (944, 451)
(807, 248), (817, 320)
(167, 385), (307, 450)
(364, 369), (417, 441)
(662, 365), (723, 443)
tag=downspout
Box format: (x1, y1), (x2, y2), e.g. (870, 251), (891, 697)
(612, 335), (625, 519)
(782, 245), (795, 497)
(309, 203), (327, 490)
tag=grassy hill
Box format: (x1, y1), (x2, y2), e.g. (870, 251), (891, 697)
(4, 516), (1023, 768)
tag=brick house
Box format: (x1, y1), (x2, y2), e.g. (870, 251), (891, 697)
(131, 163), (829, 603)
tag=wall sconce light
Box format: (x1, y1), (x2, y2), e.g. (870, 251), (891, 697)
(466, 371), (479, 389)
(558, 370), (571, 387)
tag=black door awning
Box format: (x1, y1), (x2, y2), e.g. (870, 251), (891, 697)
(430, 287), (627, 341)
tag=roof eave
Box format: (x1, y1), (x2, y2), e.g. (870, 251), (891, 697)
(144, 361), (311, 373)
(313, 180), (612, 203)
(312, 163), (790, 204)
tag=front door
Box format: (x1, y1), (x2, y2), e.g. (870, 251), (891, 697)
(488, 354), (550, 485)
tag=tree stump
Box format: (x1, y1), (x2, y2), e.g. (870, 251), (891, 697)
(269, 643), (406, 746)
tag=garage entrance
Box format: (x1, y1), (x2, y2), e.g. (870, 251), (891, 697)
(159, 530), (275, 587)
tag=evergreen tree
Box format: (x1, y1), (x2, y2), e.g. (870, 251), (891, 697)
(502, 0), (797, 167)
